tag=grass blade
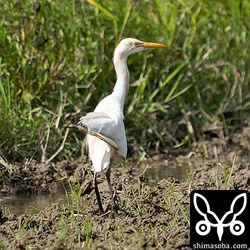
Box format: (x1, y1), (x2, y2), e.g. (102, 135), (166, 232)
(149, 60), (188, 101)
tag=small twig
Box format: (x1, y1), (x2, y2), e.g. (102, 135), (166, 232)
(40, 138), (47, 163)
(87, 130), (118, 150)
(72, 124), (119, 151)
(55, 92), (67, 129)
(45, 127), (69, 165)
(139, 164), (150, 178)
(0, 154), (12, 173)
(40, 125), (51, 162)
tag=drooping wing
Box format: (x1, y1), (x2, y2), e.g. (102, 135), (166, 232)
(79, 112), (115, 133)
(78, 112), (119, 150)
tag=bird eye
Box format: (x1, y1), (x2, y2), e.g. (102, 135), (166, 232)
(134, 42), (140, 47)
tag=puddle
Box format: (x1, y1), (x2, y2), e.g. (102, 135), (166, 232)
(0, 191), (69, 215)
(0, 159), (198, 215)
(1, 156), (246, 215)
(142, 156), (249, 186)
(142, 158), (196, 186)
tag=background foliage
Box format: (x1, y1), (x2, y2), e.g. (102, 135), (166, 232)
(0, 0), (249, 162)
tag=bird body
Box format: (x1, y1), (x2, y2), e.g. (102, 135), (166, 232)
(79, 91), (127, 173)
(79, 38), (166, 213)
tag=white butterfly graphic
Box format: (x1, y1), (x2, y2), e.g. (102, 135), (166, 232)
(193, 193), (247, 241)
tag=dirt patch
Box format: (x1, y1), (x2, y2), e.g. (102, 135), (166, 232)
(0, 126), (249, 249)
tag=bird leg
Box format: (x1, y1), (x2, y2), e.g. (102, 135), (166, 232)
(106, 163), (118, 213)
(93, 172), (104, 214)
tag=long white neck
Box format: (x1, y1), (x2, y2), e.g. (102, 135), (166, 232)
(112, 52), (130, 109)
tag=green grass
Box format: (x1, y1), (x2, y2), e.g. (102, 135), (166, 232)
(0, 0), (249, 162)
(51, 177), (190, 249)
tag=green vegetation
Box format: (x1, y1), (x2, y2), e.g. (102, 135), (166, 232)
(0, 0), (249, 162)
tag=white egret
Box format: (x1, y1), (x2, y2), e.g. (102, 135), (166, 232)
(79, 38), (166, 213)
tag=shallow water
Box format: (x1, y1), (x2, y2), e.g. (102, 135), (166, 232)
(143, 157), (197, 185)
(0, 191), (69, 215)
(3, 155), (247, 215)
(0, 160), (193, 215)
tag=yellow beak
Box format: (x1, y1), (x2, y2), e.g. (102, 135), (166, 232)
(138, 41), (166, 49)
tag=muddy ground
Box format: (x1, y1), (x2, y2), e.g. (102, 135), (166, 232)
(0, 125), (249, 249)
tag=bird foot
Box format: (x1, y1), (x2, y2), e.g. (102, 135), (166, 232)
(111, 200), (119, 213)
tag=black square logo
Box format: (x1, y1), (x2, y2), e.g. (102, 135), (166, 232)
(190, 190), (249, 250)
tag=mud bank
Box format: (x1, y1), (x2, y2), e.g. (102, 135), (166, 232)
(0, 126), (249, 249)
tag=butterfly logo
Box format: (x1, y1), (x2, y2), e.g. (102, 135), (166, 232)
(193, 193), (247, 241)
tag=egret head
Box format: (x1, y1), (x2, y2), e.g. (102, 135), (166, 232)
(114, 38), (166, 59)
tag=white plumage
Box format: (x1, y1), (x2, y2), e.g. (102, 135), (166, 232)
(78, 38), (166, 213)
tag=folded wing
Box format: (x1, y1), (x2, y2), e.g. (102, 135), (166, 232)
(78, 112), (121, 152)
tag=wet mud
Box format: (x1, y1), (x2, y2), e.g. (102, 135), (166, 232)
(0, 125), (249, 249)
